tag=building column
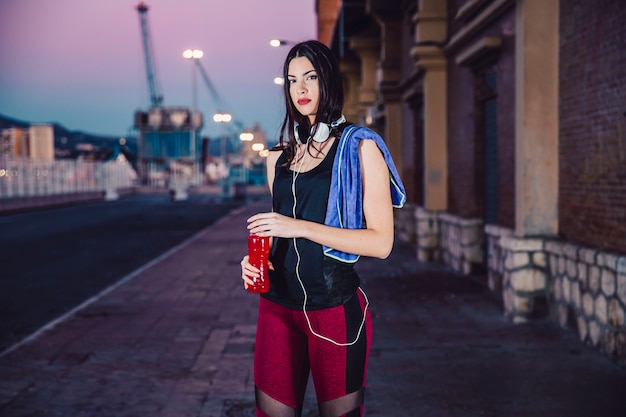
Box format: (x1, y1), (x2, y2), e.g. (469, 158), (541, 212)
(369, 6), (404, 183)
(349, 39), (379, 125)
(340, 58), (361, 125)
(515, 0), (559, 236)
(502, 0), (560, 321)
(411, 0), (448, 211)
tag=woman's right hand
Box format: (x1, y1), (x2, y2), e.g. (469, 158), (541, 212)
(240, 255), (257, 289)
(240, 255), (274, 290)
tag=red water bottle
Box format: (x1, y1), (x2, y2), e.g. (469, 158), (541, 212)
(247, 233), (270, 293)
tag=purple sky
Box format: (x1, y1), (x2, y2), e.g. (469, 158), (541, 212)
(0, 0), (316, 140)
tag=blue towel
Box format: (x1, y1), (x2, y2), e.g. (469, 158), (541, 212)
(323, 125), (406, 263)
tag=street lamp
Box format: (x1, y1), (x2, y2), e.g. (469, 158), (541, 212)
(269, 39), (293, 47)
(239, 132), (254, 183)
(182, 49), (203, 59)
(213, 112), (232, 165)
(183, 49), (204, 183)
(213, 113), (232, 123)
(251, 143), (265, 152)
(214, 112), (232, 197)
(182, 49), (204, 111)
(270, 39), (292, 86)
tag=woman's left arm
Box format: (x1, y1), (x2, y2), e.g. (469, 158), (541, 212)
(247, 139), (394, 259)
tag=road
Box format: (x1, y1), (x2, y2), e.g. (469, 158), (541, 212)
(0, 192), (261, 353)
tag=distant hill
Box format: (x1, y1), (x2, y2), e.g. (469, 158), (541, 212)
(0, 113), (138, 166)
(0, 114), (30, 130)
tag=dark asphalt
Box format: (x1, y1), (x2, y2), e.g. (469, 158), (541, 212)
(0, 192), (243, 353)
(0, 199), (625, 416)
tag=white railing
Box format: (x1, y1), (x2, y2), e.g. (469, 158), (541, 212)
(143, 161), (206, 189)
(0, 156), (138, 199)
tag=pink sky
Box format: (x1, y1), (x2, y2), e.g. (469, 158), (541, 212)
(0, 0), (316, 139)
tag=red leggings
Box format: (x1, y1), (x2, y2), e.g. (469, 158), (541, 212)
(254, 291), (372, 417)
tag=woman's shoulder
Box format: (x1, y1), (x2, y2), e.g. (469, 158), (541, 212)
(342, 124), (382, 142)
(267, 148), (283, 166)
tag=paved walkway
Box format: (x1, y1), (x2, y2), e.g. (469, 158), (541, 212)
(1, 199), (625, 416)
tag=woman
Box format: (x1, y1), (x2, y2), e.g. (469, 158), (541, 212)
(241, 40), (405, 417)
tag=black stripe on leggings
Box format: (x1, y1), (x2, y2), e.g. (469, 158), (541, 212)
(344, 294), (367, 394)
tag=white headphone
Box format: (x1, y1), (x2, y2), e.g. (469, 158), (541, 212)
(294, 114), (346, 144)
(290, 124), (370, 347)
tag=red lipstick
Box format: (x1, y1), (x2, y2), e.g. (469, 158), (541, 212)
(297, 98), (311, 105)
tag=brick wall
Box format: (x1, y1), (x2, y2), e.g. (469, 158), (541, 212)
(447, 0), (477, 218)
(494, 29), (515, 229)
(447, 62), (478, 217)
(446, 7), (516, 228)
(559, 0), (626, 253)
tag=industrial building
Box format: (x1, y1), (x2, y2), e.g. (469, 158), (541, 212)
(0, 124), (54, 160)
(316, 0), (626, 365)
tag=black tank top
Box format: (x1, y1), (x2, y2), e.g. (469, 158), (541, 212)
(263, 139), (360, 310)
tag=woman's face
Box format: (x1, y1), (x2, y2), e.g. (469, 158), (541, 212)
(288, 56), (319, 124)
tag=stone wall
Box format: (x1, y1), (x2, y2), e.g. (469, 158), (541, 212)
(395, 203), (417, 245)
(499, 236), (549, 323)
(485, 224), (513, 292)
(412, 208), (483, 275)
(414, 206), (440, 263)
(481, 230), (626, 361)
(409, 206), (626, 362)
(439, 213), (483, 275)
(546, 241), (626, 362)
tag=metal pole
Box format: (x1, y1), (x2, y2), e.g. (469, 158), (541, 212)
(191, 62), (197, 171)
(192, 60), (197, 112)
(220, 124), (229, 198)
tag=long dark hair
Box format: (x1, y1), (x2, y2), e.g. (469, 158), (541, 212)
(275, 40), (348, 165)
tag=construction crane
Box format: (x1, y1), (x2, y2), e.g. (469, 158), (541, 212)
(133, 2), (202, 186)
(194, 60), (222, 114)
(194, 59), (245, 133)
(136, 2), (163, 107)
